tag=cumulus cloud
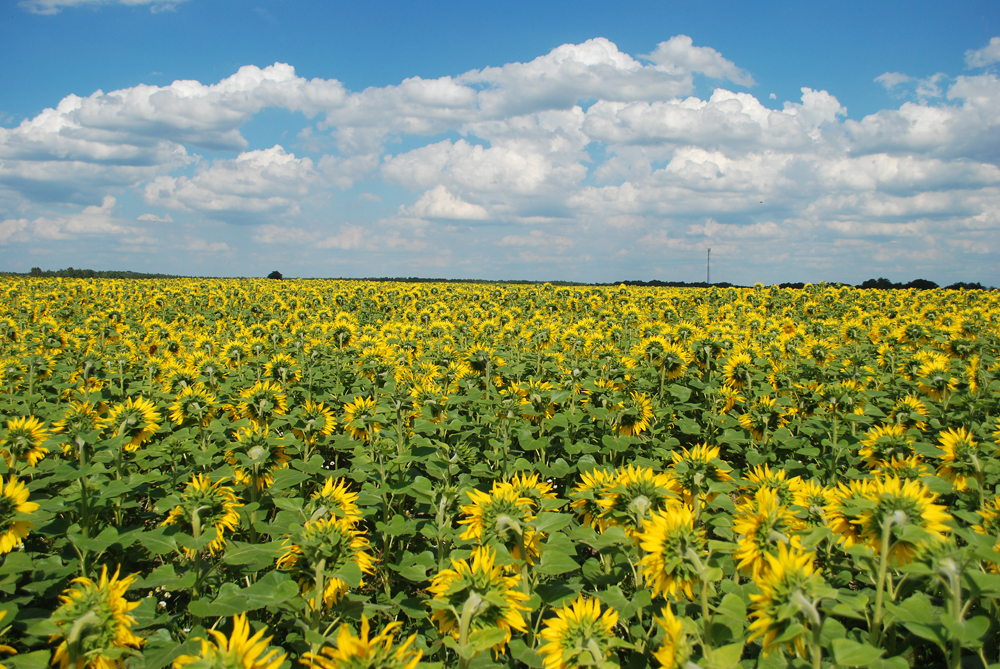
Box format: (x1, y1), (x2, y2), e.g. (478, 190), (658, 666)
(967, 37), (1000, 68)
(407, 185), (489, 220)
(0, 196), (146, 244)
(143, 145), (323, 217)
(5, 35), (1000, 282)
(642, 35), (755, 86)
(18, 0), (187, 14)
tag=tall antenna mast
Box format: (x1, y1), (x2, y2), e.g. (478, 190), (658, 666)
(707, 248), (711, 285)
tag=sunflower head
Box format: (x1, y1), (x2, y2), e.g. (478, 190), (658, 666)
(748, 543), (832, 658)
(652, 605), (692, 669)
(743, 465), (804, 506)
(615, 391), (653, 437)
(51, 402), (107, 452)
(228, 424), (290, 492)
(0, 476), (38, 554)
(294, 399), (337, 442)
(458, 485), (540, 562)
(301, 616), (422, 669)
(343, 395), (382, 442)
(173, 614), (286, 669)
(570, 469), (616, 532)
(537, 595), (619, 669)
(669, 443), (733, 504)
(277, 516), (375, 608)
(107, 396), (161, 451)
(50, 566), (144, 669)
(733, 487), (805, 578)
(857, 476), (951, 566)
(599, 465), (680, 536)
(308, 477), (362, 523)
(637, 505), (706, 601)
(936, 427), (980, 491)
(859, 423), (915, 469)
(169, 385), (217, 427)
(1, 416), (50, 468)
(236, 381), (288, 426)
(427, 546), (529, 656)
(161, 474), (243, 558)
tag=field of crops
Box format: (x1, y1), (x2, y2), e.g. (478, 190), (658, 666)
(0, 277), (998, 669)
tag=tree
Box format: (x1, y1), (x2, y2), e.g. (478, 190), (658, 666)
(30, 267), (42, 277)
(267, 270), (283, 280)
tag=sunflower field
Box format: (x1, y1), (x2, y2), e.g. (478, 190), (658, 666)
(1, 278), (1000, 669)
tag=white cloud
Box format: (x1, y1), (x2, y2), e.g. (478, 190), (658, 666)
(18, 0), (188, 14)
(0, 196), (145, 244)
(138, 212), (173, 222)
(407, 185), (489, 220)
(143, 145), (323, 215)
(641, 35), (755, 86)
(5, 36), (1000, 282)
(875, 72), (913, 90)
(184, 238), (231, 253)
(966, 37), (1000, 68)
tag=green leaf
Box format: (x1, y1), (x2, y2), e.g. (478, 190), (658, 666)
(537, 535), (580, 576)
(6, 650), (52, 669)
(391, 550), (437, 583)
(137, 526), (179, 555)
(187, 571), (298, 617)
(830, 638), (884, 666)
(468, 625), (509, 652)
(133, 564), (196, 591)
(222, 540), (284, 567)
(678, 418), (701, 435)
(0, 551), (33, 575)
(269, 467), (312, 491)
(941, 614), (990, 645)
(709, 641), (744, 669)
(508, 638), (544, 667)
(533, 512), (573, 534)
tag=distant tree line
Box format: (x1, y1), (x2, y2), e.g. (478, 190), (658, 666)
(20, 267), (181, 279)
(1, 268), (991, 290)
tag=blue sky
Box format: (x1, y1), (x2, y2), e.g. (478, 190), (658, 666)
(1, 0), (999, 284)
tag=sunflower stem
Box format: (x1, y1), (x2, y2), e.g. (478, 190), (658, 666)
(870, 510), (904, 646)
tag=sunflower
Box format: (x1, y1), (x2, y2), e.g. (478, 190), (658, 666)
(0, 416), (49, 467)
(791, 480), (834, 528)
(874, 454), (932, 480)
(637, 505), (706, 600)
(570, 469), (616, 531)
(458, 485), (539, 562)
(743, 465), (804, 506)
(293, 399), (338, 444)
(277, 516), (375, 608)
(668, 443), (733, 505)
(161, 474), (243, 557)
(615, 392), (654, 437)
(343, 395), (382, 442)
(748, 543), (830, 658)
(738, 395), (788, 442)
(0, 476), (39, 553)
(858, 424), (915, 469)
(408, 379), (448, 423)
(301, 616), (421, 669)
(427, 546), (529, 656)
(652, 605), (692, 669)
(106, 396), (161, 451)
(889, 395), (930, 431)
(236, 381), (288, 426)
(168, 384), (217, 427)
(855, 476), (951, 566)
(824, 478), (873, 549)
(307, 477), (362, 523)
(936, 427), (981, 491)
(916, 353), (957, 401)
(507, 471), (557, 508)
(538, 595), (620, 669)
(598, 465), (680, 535)
(173, 614), (286, 669)
(516, 379), (557, 424)
(49, 566), (144, 669)
(733, 487), (805, 578)
(723, 351), (755, 390)
(263, 352), (299, 385)
(51, 401), (107, 455)
(716, 384), (745, 413)
(228, 424), (290, 492)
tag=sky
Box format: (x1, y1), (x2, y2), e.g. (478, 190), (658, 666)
(1, 1), (999, 285)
